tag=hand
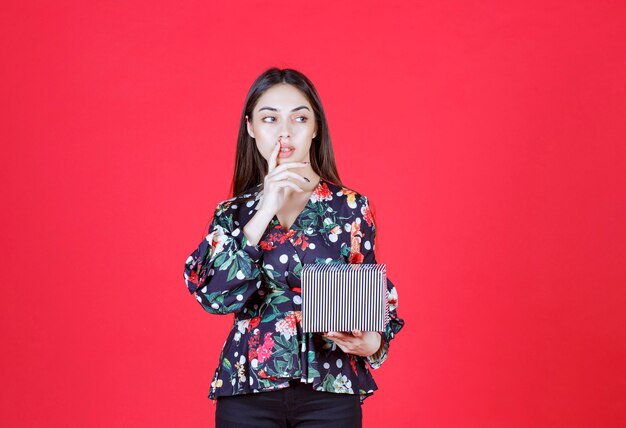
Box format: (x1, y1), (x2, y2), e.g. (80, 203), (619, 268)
(256, 141), (310, 215)
(323, 330), (382, 357)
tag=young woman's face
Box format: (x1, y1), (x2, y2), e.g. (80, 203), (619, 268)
(246, 83), (318, 165)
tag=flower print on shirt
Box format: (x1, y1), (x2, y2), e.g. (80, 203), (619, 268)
(275, 311), (301, 340)
(184, 177), (405, 403)
(257, 332), (275, 363)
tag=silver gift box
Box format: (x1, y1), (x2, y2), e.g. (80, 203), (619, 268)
(300, 263), (389, 333)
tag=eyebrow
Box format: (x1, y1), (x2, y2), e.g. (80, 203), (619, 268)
(257, 105), (311, 113)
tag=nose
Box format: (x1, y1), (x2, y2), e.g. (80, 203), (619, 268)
(278, 119), (291, 140)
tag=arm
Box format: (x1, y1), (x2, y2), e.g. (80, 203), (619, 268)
(183, 202), (265, 315)
(358, 196), (405, 369)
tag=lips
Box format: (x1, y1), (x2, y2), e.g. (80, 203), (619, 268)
(278, 143), (295, 158)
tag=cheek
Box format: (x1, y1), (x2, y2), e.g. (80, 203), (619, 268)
(294, 122), (315, 135)
(252, 126), (278, 152)
(255, 125), (278, 139)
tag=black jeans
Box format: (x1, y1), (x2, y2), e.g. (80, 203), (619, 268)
(215, 379), (362, 428)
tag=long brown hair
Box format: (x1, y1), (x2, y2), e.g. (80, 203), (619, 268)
(229, 67), (343, 198)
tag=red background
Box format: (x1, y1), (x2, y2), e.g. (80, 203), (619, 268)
(2, 1), (625, 427)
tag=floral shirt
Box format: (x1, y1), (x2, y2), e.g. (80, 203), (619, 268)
(183, 177), (405, 403)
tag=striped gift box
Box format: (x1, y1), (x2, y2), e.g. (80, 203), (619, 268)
(300, 263), (389, 333)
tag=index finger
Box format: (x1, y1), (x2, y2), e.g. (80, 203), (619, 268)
(267, 141), (281, 172)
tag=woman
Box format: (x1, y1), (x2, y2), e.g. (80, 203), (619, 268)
(183, 67), (405, 427)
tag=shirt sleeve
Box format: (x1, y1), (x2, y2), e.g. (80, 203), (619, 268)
(357, 196), (405, 370)
(183, 201), (265, 315)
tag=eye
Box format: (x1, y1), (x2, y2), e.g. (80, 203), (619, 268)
(262, 116), (276, 123)
(295, 116), (308, 123)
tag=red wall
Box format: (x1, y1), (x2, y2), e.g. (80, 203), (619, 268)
(1, 1), (625, 427)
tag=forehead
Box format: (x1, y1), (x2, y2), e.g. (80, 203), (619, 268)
(255, 84), (311, 110)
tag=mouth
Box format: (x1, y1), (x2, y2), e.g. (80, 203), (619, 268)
(279, 144), (295, 158)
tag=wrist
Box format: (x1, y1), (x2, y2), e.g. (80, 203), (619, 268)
(254, 207), (276, 221)
(368, 332), (384, 358)
(242, 208), (276, 247)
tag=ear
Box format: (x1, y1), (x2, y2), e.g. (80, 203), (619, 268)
(246, 115), (255, 139)
(313, 123), (318, 139)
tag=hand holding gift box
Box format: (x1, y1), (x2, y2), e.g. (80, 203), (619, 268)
(301, 263), (388, 357)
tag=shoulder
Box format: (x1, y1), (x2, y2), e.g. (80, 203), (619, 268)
(322, 178), (371, 211)
(325, 180), (377, 233)
(204, 185), (261, 228)
(212, 184), (263, 222)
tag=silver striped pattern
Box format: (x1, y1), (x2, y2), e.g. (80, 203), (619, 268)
(301, 263), (389, 332)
